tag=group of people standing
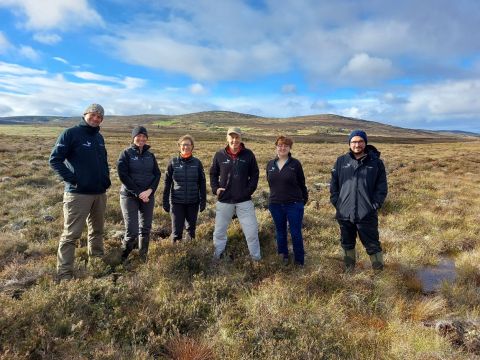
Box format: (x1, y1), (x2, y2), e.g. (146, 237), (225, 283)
(49, 103), (388, 281)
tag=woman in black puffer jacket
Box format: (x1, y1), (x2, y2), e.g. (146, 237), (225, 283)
(163, 134), (207, 242)
(117, 126), (160, 261)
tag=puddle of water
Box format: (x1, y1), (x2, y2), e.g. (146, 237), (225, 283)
(416, 257), (456, 293)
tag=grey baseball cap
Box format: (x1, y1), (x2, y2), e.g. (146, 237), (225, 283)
(227, 127), (242, 136)
(83, 103), (104, 116)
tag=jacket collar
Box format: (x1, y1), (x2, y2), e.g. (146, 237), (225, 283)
(79, 118), (100, 134)
(130, 143), (150, 153)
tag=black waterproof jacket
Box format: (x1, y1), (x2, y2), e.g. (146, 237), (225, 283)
(163, 155), (206, 207)
(330, 145), (388, 222)
(117, 144), (161, 198)
(209, 144), (259, 204)
(49, 120), (111, 194)
(266, 155), (308, 204)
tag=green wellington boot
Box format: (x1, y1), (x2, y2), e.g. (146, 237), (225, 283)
(343, 249), (356, 272)
(369, 251), (384, 271)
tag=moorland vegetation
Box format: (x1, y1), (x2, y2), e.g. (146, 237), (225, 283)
(0, 114), (479, 359)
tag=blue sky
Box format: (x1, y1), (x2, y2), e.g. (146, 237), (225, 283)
(0, 0), (479, 132)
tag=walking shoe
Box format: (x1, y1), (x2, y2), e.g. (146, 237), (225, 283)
(278, 254), (289, 266)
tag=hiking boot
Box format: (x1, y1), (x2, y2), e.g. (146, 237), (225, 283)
(57, 273), (73, 283)
(139, 234), (150, 255)
(369, 251), (384, 271)
(343, 249), (356, 273)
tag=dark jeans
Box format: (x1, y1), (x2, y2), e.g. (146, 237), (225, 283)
(268, 202), (305, 265)
(120, 194), (155, 256)
(338, 213), (382, 255)
(171, 203), (199, 241)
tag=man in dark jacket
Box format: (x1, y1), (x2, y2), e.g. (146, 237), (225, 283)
(330, 130), (388, 271)
(49, 104), (111, 281)
(210, 127), (261, 261)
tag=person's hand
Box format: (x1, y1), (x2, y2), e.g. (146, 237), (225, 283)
(216, 188), (225, 197)
(139, 189), (152, 203)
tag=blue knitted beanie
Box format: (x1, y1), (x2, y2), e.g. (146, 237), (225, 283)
(348, 130), (368, 144)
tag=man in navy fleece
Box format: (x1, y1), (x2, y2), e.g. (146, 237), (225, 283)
(49, 104), (111, 281)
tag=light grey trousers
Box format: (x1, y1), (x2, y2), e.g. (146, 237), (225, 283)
(213, 200), (261, 260)
(57, 192), (106, 279)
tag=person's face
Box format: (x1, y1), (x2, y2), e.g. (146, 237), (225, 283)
(349, 136), (366, 155)
(227, 133), (241, 152)
(133, 134), (148, 148)
(276, 143), (290, 157)
(179, 140), (193, 155)
(84, 112), (103, 127)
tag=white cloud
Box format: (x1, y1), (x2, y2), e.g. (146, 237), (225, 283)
(93, 0), (480, 88)
(340, 107), (363, 119)
(101, 32), (289, 81)
(0, 32), (41, 61)
(0, 0), (103, 30)
(189, 83), (208, 95)
(342, 20), (412, 56)
(70, 71), (146, 90)
(53, 56), (68, 64)
(71, 71), (121, 83)
(0, 61), (46, 75)
(18, 45), (40, 61)
(121, 77), (147, 90)
(0, 62), (153, 116)
(311, 100), (333, 111)
(339, 53), (396, 85)
(0, 32), (12, 54)
(406, 79), (480, 117)
(33, 33), (62, 45)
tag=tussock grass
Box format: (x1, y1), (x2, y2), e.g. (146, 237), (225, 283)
(0, 132), (479, 358)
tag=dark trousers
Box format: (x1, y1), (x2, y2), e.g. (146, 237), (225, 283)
(120, 194), (155, 256)
(268, 202), (305, 265)
(338, 213), (382, 255)
(171, 203), (199, 241)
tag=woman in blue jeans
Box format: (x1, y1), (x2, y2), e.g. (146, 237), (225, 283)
(266, 136), (308, 265)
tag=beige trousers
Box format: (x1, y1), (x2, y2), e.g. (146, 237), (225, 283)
(57, 192), (106, 279)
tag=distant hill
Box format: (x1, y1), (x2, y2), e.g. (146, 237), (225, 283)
(0, 111), (477, 143)
(0, 116), (71, 124)
(433, 130), (480, 137)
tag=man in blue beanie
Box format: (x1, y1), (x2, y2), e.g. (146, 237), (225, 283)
(330, 129), (388, 271)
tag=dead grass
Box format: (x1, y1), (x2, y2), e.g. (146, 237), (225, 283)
(0, 130), (479, 358)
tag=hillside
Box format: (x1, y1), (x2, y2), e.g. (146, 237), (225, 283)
(0, 111), (476, 143)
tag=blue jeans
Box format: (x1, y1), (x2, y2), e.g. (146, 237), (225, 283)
(268, 202), (305, 265)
